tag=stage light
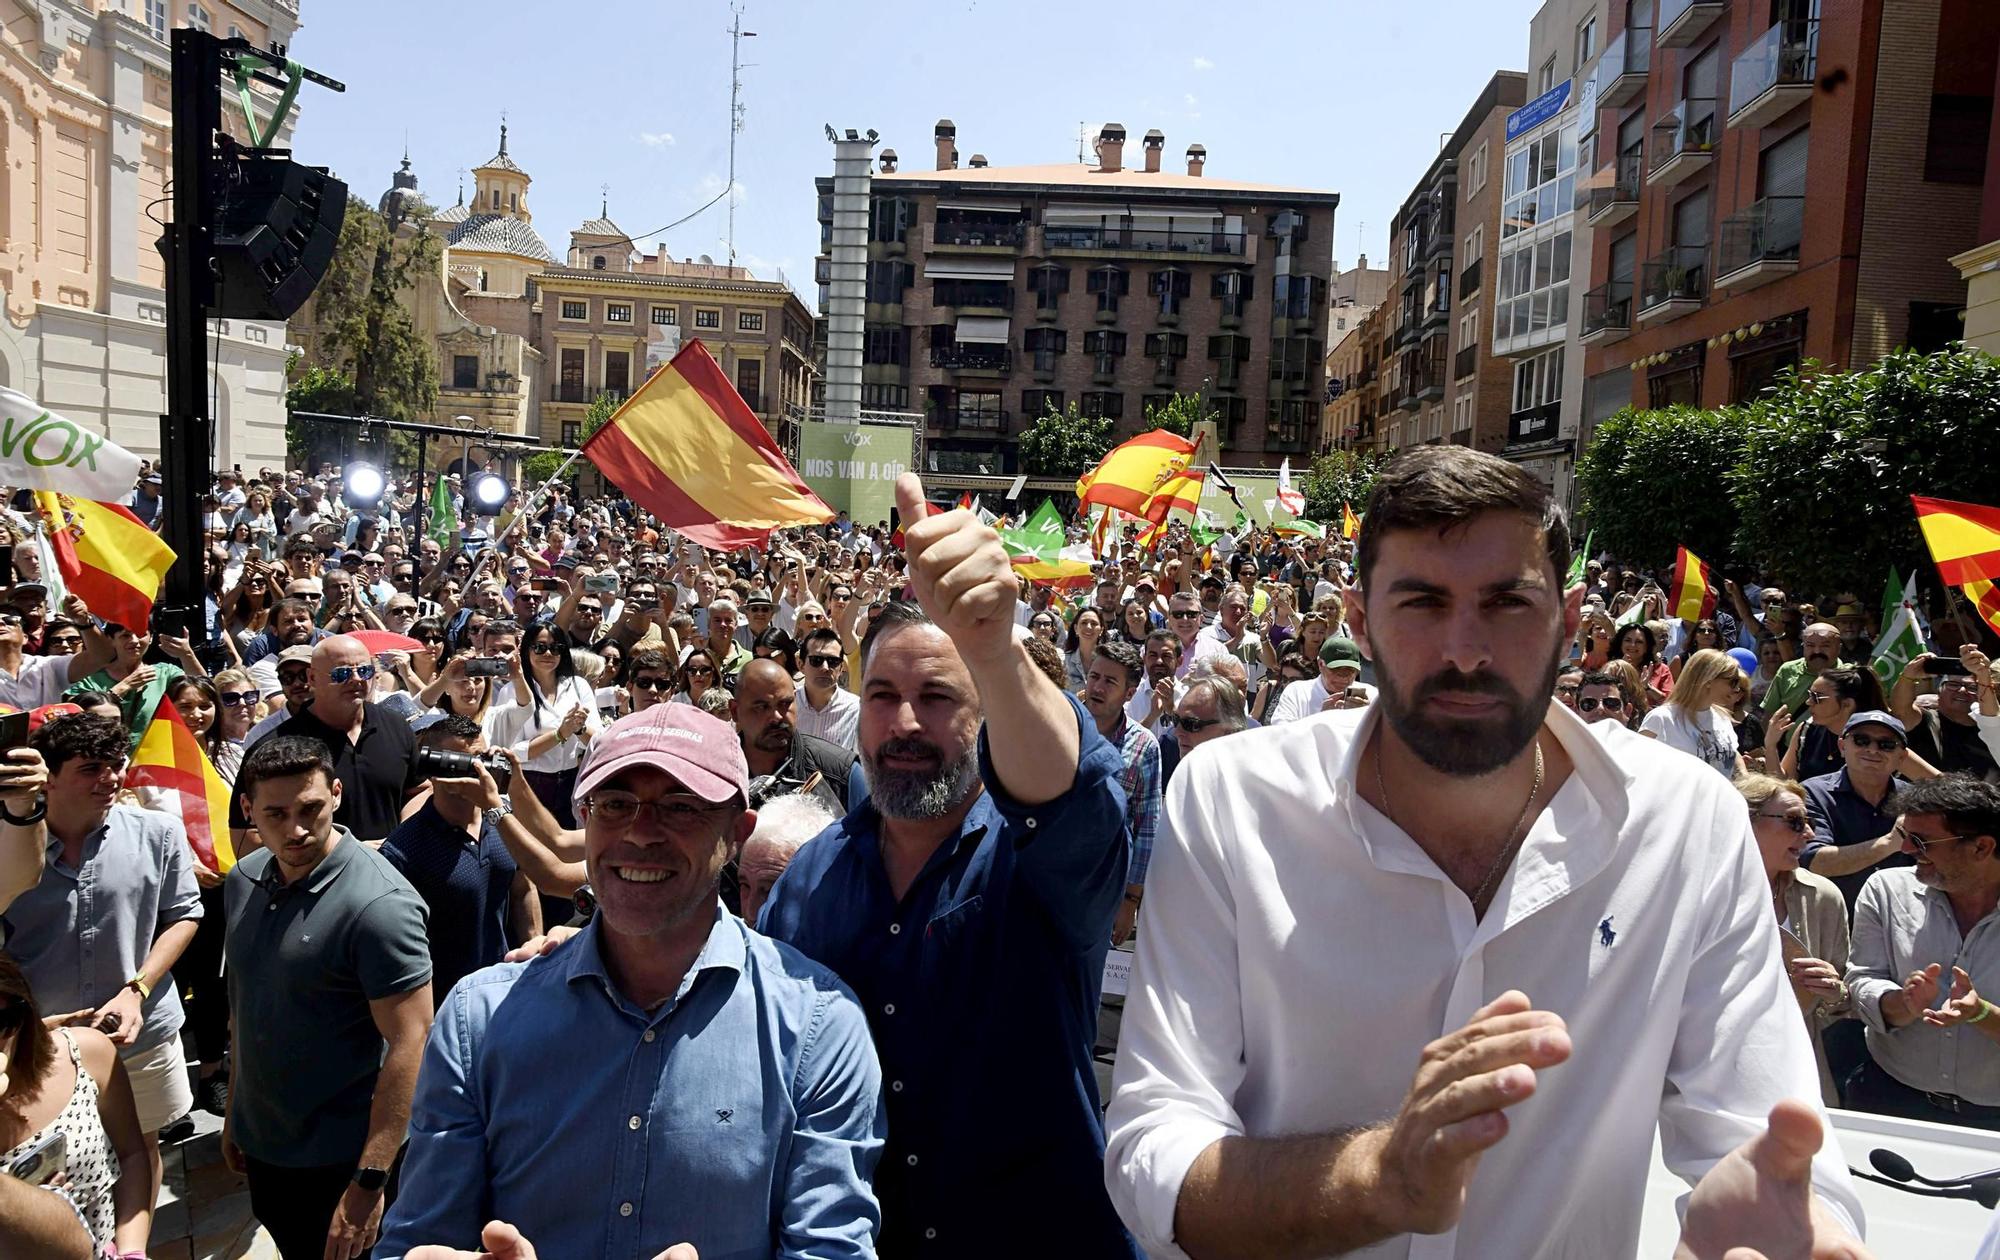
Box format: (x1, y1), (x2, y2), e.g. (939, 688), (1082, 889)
(466, 471), (511, 514)
(342, 462), (386, 510)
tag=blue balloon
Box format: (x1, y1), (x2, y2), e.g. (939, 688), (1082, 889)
(1728, 647), (1759, 675)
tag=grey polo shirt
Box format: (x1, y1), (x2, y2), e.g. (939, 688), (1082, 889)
(1, 804), (201, 1057)
(223, 828), (431, 1167)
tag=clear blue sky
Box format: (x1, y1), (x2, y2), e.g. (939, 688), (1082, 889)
(291, 0), (1544, 297)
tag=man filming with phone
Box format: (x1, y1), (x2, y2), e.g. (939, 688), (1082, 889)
(1892, 647), (1997, 781)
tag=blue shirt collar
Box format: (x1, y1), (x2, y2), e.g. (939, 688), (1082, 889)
(561, 901), (748, 1017)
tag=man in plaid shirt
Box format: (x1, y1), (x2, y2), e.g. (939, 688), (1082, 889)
(1080, 639), (1162, 947)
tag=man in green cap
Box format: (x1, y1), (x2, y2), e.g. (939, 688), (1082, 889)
(1269, 636), (1373, 724)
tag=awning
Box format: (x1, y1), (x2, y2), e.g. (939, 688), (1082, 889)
(923, 259), (1016, 280)
(955, 316), (1011, 344)
(936, 200), (1022, 213)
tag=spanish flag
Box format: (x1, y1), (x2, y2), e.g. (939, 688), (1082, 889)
(580, 340), (831, 535)
(1076, 430), (1200, 521)
(33, 492), (173, 632)
(1669, 545), (1718, 622)
(125, 692), (234, 873)
(1913, 495), (2000, 634)
(1342, 503), (1362, 540)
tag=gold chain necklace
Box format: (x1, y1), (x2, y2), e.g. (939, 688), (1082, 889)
(1375, 735), (1546, 918)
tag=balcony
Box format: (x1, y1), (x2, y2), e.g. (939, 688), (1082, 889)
(1585, 145), (1645, 228)
(1092, 352), (1119, 383)
(1453, 343), (1479, 381)
(1507, 402), (1561, 446)
(1658, 0), (1724, 48)
(929, 345), (1013, 374)
(935, 408), (1009, 433)
(1043, 225), (1247, 256)
(1580, 281), (1633, 344)
(1459, 256), (1483, 300)
(1637, 245), (1708, 323)
(1714, 196), (1804, 292)
(1729, 19), (1818, 130)
(1394, 318), (1422, 349)
(931, 281), (1014, 311)
(1595, 28), (1652, 111)
(1649, 99), (1718, 188)
(932, 220), (1027, 249)
(1416, 358), (1446, 403)
(551, 383), (589, 404)
(1217, 293), (1247, 327)
(1030, 348), (1060, 379)
(1153, 355), (1181, 386)
(1421, 297), (1451, 334)
(1423, 220), (1455, 260)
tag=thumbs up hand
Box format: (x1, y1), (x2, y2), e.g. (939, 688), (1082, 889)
(894, 472), (1018, 671)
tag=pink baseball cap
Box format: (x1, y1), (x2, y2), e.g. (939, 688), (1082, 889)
(573, 705), (748, 809)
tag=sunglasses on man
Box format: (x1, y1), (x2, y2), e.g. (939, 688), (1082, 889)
(630, 675), (674, 692)
(1845, 731), (1904, 753)
(327, 664), (376, 684)
(1172, 714), (1223, 733)
(806, 653), (844, 670)
(1577, 695), (1623, 713)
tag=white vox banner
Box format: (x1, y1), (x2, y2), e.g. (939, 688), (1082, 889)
(0, 387), (143, 501)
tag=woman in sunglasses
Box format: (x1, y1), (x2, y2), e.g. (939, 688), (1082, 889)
(672, 647), (722, 709)
(1736, 772), (1848, 1105)
(0, 953), (153, 1254)
(415, 652), (496, 735)
(491, 621), (599, 829)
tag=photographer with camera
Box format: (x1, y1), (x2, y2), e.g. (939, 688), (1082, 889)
(380, 716), (541, 1001)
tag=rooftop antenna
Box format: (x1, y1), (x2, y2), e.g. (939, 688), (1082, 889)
(726, 4), (758, 267)
(1077, 121), (1086, 164)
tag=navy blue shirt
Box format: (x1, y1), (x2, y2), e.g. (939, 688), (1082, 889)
(379, 800), (520, 1000)
(760, 695), (1135, 1258)
(1801, 767), (1911, 910)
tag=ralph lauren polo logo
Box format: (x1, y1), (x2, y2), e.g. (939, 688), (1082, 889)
(1598, 916), (1617, 948)
(715, 1108), (733, 1125)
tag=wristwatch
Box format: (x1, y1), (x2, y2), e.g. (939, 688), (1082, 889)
(352, 1165), (390, 1193)
(0, 796), (46, 826)
(125, 973), (152, 1001)
(482, 800), (513, 829)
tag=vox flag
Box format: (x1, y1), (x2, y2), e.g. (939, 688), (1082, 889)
(0, 387), (144, 501)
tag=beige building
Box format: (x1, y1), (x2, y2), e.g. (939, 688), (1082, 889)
(0, 0), (302, 471)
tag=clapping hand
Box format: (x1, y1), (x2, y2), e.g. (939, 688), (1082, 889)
(1922, 966), (1991, 1028)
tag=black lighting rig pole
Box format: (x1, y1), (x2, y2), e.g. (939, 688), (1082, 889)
(159, 29), (343, 641)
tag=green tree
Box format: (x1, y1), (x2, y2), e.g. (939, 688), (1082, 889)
(1017, 400), (1116, 477)
(1140, 391), (1209, 438)
(1301, 449), (1385, 523)
(576, 391), (622, 445)
(302, 194), (440, 424)
(521, 450), (567, 484)
(1573, 404), (1747, 571)
(1730, 349), (2000, 598)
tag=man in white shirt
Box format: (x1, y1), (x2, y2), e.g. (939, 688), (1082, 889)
(1268, 636), (1372, 725)
(1191, 586), (1264, 690)
(1167, 592), (1224, 681)
(793, 628), (858, 750)
(0, 598), (109, 709)
(1105, 446), (1868, 1260)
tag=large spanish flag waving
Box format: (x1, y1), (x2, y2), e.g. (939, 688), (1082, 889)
(33, 492), (173, 631)
(1669, 545), (1718, 622)
(125, 692), (234, 873)
(1076, 430), (1203, 522)
(1913, 495), (2000, 635)
(581, 340), (831, 540)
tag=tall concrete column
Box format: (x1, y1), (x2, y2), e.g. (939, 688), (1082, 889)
(824, 130), (877, 424)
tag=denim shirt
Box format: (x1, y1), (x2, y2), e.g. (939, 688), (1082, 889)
(758, 694), (1136, 1258)
(377, 906), (884, 1260)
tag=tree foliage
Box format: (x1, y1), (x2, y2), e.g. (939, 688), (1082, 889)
(1301, 449), (1386, 522)
(1573, 404), (1747, 571)
(1140, 391), (1207, 438)
(577, 392), (622, 446)
(302, 194), (440, 424)
(1729, 350), (2000, 597)
(1017, 401), (1116, 478)
(521, 451), (567, 485)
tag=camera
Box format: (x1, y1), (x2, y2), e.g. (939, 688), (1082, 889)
(414, 746), (513, 794)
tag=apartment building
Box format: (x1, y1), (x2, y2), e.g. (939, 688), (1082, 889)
(1577, 0), (1998, 416)
(1491, 0), (1607, 506)
(813, 121), (1341, 474)
(0, 0), (304, 469)
(1322, 299), (1392, 453)
(1950, 75), (2000, 356)
(1381, 73), (1529, 456)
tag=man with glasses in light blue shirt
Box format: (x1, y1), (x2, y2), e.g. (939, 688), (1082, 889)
(379, 704), (884, 1260)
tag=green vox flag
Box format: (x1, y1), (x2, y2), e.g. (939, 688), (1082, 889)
(1189, 509), (1220, 548)
(428, 476), (459, 552)
(1000, 499), (1065, 564)
(1872, 571), (1925, 687)
(1567, 529), (1594, 587)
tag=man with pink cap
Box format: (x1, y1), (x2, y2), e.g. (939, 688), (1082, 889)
(378, 703), (885, 1260)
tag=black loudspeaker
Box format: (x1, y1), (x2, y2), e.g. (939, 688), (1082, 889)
(210, 153), (346, 320)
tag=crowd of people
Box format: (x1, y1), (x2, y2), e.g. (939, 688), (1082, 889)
(0, 445), (1996, 1258)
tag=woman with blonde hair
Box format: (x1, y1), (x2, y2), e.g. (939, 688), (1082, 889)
(1640, 647), (1745, 777)
(1735, 772), (1848, 1104)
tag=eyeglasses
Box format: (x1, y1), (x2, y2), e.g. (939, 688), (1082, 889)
(1555, 684), (1581, 697)
(277, 669), (310, 684)
(806, 654), (843, 670)
(684, 665), (715, 678)
(530, 642), (562, 656)
(417, 633), (444, 645)
(1895, 822), (1982, 855)
(327, 664), (377, 684)
(1846, 732), (1904, 752)
(1173, 715), (1223, 733)
(1169, 610), (1203, 620)
(386, 605), (417, 617)
(298, 592), (324, 603)
(45, 634), (81, 647)
(587, 791), (734, 829)
(630, 675), (673, 691)
(1805, 692), (1836, 706)
(1577, 696), (1624, 713)
(1755, 811), (1810, 834)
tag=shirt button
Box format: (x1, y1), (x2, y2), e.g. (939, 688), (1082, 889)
(883, 1002), (896, 1015)
(889, 923), (902, 935)
(619, 1203), (633, 1217)
(925, 1227), (938, 1240)
(643, 1030), (656, 1043)
(628, 1115), (641, 1130)
(1024, 818), (1038, 830)
(906, 1154), (919, 1166)
(891, 1080), (904, 1093)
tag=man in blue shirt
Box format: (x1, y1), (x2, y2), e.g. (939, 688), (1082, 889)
(378, 704), (884, 1260)
(761, 474), (1136, 1258)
